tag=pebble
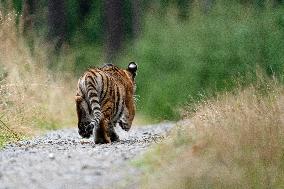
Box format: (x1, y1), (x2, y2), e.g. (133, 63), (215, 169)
(48, 153), (55, 160)
(94, 171), (102, 176)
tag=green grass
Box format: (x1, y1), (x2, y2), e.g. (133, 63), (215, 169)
(0, 131), (22, 147)
(0, 117), (22, 147)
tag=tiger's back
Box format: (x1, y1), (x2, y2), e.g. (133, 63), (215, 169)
(75, 62), (137, 144)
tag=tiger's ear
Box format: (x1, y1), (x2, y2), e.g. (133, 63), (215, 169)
(127, 62), (138, 78)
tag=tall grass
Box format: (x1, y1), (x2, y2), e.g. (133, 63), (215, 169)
(136, 80), (284, 188)
(0, 11), (76, 146)
(119, 1), (284, 120)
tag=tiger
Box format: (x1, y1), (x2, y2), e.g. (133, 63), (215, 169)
(75, 62), (138, 144)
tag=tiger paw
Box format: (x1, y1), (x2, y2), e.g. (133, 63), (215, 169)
(95, 137), (111, 144)
(85, 123), (94, 135)
(110, 133), (120, 142)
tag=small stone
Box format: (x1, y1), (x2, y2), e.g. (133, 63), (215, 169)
(81, 165), (89, 170)
(48, 153), (55, 160)
(94, 171), (102, 176)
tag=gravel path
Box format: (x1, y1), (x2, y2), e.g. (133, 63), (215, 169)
(0, 123), (174, 189)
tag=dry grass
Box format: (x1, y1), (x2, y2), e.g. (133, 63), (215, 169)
(137, 81), (284, 189)
(0, 11), (76, 146)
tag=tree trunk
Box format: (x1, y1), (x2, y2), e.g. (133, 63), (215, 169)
(131, 0), (141, 39)
(47, 0), (67, 50)
(177, 0), (191, 20)
(104, 0), (124, 62)
(202, 0), (214, 14)
(79, 0), (91, 20)
(22, 0), (35, 35)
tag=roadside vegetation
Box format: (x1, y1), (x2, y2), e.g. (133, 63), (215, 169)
(135, 79), (284, 188)
(0, 12), (76, 147)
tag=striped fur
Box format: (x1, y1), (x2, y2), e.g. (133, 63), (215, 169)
(75, 62), (137, 144)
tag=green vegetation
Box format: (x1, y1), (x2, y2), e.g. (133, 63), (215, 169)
(136, 81), (284, 188)
(119, 2), (284, 120)
(0, 117), (21, 147)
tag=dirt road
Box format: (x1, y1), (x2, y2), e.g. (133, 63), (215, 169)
(0, 123), (174, 189)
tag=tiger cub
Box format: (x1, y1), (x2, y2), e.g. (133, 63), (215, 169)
(75, 62), (137, 144)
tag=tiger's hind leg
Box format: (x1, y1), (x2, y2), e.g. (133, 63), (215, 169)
(94, 125), (105, 144)
(109, 126), (120, 142)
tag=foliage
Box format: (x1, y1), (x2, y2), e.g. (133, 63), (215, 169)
(119, 1), (284, 120)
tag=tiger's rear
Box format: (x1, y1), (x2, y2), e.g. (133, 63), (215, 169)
(75, 62), (137, 144)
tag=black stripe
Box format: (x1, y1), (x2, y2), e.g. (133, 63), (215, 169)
(78, 84), (85, 98)
(87, 86), (95, 92)
(109, 84), (117, 117)
(92, 106), (100, 111)
(88, 91), (97, 99)
(85, 83), (96, 113)
(108, 83), (114, 115)
(87, 101), (92, 114)
(112, 84), (117, 115)
(114, 86), (121, 118)
(90, 99), (99, 104)
(101, 74), (109, 103)
(88, 69), (98, 77)
(117, 103), (124, 121)
(86, 75), (98, 86)
(97, 72), (105, 98)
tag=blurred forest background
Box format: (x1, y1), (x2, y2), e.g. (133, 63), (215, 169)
(0, 0), (284, 144)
